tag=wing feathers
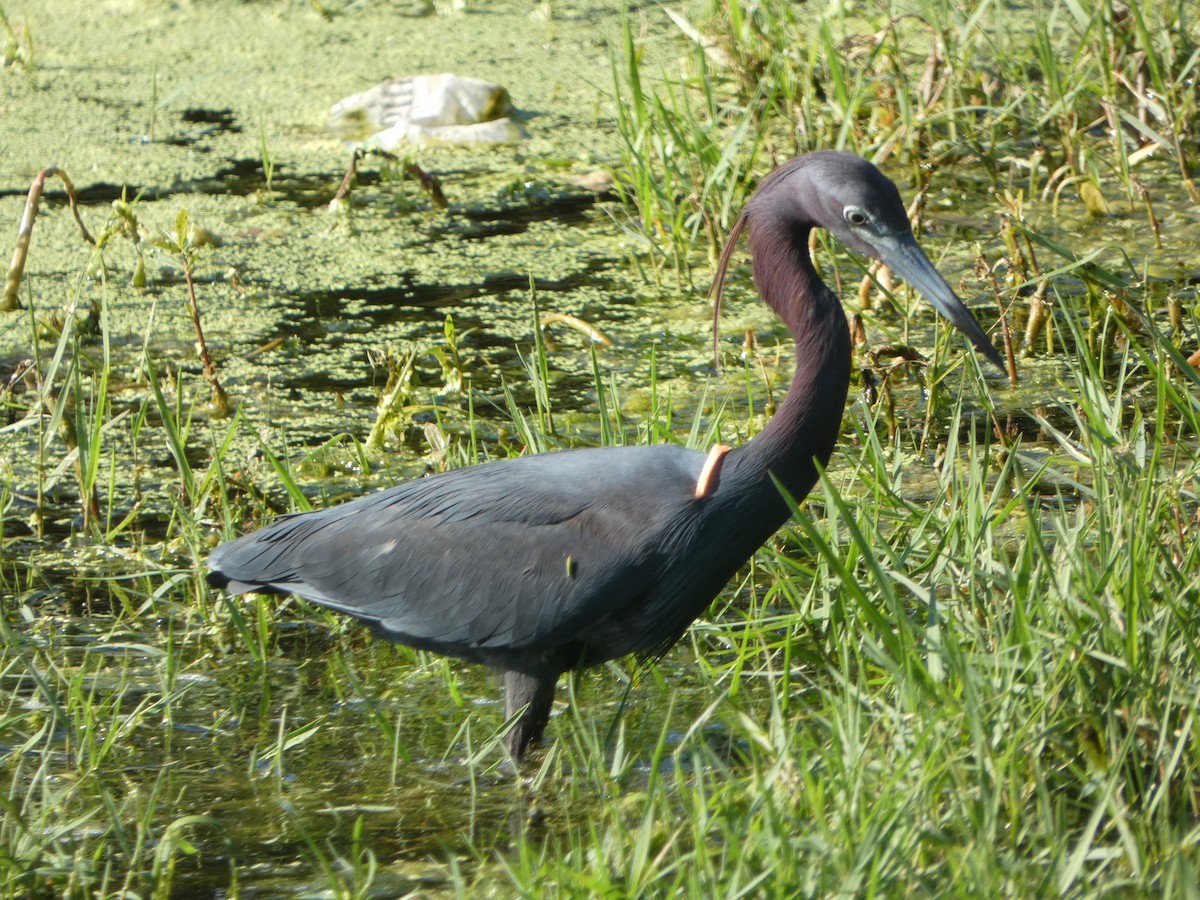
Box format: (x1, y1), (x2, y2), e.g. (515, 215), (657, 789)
(209, 445), (707, 656)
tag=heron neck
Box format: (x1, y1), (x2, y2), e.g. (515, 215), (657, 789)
(724, 218), (852, 519)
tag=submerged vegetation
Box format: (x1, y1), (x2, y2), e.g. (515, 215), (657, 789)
(1, 0), (1199, 896)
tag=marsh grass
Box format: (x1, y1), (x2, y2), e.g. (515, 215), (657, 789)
(1, 0), (1199, 896)
(0, 4), (34, 72)
(490, 322), (1200, 896)
(613, 0), (1198, 277)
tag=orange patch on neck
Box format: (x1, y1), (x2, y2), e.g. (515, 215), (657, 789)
(694, 444), (731, 499)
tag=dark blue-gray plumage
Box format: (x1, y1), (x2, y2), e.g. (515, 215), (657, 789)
(207, 151), (1003, 758)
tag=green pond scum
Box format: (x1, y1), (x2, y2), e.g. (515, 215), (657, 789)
(1, 0), (1199, 896)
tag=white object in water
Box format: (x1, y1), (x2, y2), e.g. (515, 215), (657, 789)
(329, 74), (524, 148)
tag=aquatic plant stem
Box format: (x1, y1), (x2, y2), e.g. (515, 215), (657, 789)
(182, 260), (229, 417)
(331, 148), (448, 210)
(2, 167), (93, 311)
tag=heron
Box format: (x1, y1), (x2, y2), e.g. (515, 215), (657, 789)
(207, 151), (1003, 759)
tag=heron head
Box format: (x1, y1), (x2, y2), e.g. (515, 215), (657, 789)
(728, 151), (1004, 370)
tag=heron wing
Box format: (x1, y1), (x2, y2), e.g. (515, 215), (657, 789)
(209, 444), (707, 658)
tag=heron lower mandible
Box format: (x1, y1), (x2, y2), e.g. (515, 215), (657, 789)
(207, 151), (1003, 760)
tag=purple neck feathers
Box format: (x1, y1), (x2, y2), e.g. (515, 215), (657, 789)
(723, 203), (852, 511)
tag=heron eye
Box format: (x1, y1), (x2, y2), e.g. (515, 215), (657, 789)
(844, 207), (869, 227)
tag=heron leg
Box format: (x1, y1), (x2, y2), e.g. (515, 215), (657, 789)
(503, 668), (560, 759)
